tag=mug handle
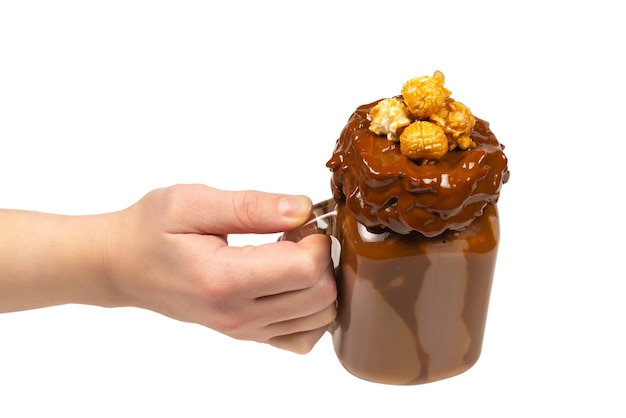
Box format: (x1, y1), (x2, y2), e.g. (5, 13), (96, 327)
(280, 197), (341, 333)
(279, 197), (338, 243)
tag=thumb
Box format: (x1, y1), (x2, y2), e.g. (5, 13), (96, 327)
(189, 187), (313, 235)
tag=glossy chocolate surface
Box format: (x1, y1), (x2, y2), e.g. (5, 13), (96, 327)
(332, 203), (500, 385)
(327, 99), (509, 237)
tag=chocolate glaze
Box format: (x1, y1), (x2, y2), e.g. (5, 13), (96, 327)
(327, 99), (509, 237)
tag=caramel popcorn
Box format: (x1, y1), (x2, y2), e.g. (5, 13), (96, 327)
(367, 71), (477, 162)
(430, 99), (476, 151)
(399, 121), (448, 163)
(368, 97), (413, 141)
(401, 71), (451, 119)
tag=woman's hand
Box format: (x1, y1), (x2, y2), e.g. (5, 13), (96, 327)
(103, 184), (337, 354)
(0, 184), (337, 354)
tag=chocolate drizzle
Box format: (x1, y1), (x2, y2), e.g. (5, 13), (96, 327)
(327, 100), (509, 237)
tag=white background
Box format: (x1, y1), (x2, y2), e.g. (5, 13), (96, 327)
(1, 1), (624, 416)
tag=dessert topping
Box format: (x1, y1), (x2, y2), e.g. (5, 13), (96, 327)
(367, 97), (413, 141)
(368, 71), (477, 164)
(401, 70), (450, 119)
(399, 121), (448, 161)
(430, 99), (476, 151)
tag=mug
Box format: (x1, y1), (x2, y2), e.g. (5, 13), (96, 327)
(281, 197), (500, 385)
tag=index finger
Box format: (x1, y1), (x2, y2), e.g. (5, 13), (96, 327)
(214, 234), (332, 299)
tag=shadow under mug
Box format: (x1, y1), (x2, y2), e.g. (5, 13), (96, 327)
(281, 197), (500, 385)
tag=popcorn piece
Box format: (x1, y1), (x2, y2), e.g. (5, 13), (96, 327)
(456, 134), (476, 150)
(401, 71), (451, 119)
(366, 71), (477, 162)
(430, 99), (477, 151)
(399, 121), (448, 163)
(368, 97), (413, 141)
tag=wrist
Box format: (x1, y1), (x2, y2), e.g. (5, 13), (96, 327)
(40, 212), (121, 309)
(0, 210), (119, 312)
(78, 211), (126, 309)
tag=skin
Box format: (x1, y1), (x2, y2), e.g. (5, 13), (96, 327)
(0, 184), (337, 354)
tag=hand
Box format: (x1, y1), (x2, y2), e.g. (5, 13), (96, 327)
(103, 184), (337, 354)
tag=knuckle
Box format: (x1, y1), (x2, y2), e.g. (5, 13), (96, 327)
(212, 315), (246, 338)
(292, 342), (315, 355)
(232, 191), (263, 229)
(198, 280), (240, 326)
(319, 273), (338, 304)
(196, 273), (262, 341)
(147, 184), (192, 223)
(205, 299), (251, 339)
(297, 257), (327, 289)
(293, 238), (334, 289)
(269, 334), (317, 355)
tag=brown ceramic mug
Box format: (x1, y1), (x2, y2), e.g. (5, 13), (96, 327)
(281, 197), (500, 385)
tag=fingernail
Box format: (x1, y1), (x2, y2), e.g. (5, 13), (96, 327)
(278, 195), (312, 219)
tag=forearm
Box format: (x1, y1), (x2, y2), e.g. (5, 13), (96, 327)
(0, 209), (118, 313)
(0, 185), (337, 354)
